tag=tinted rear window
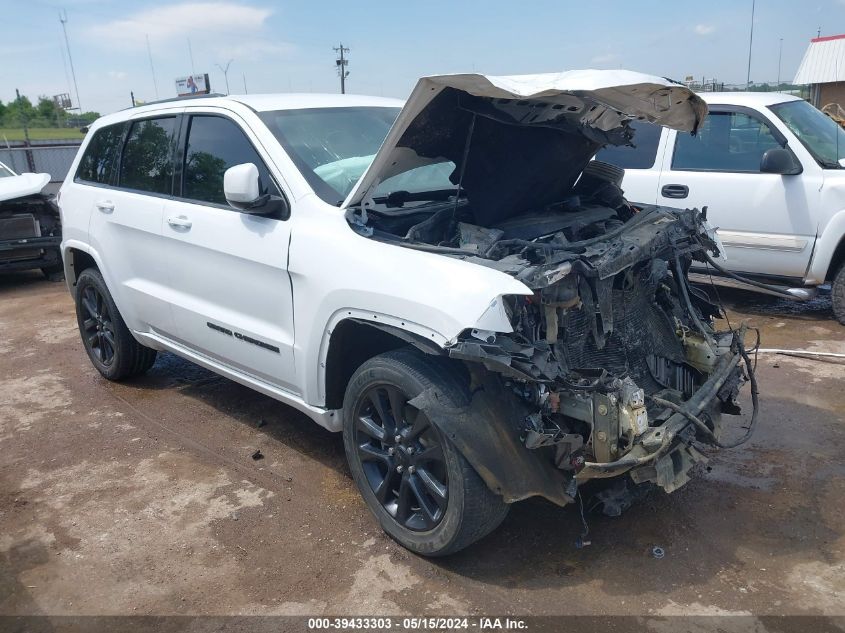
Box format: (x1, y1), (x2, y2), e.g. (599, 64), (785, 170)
(595, 120), (662, 169)
(75, 122), (127, 185)
(119, 117), (177, 194)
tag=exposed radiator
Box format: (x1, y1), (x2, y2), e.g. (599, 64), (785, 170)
(558, 284), (686, 393)
(0, 213), (41, 262)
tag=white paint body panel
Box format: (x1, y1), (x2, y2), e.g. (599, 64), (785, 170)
(617, 92), (845, 284)
(0, 171), (50, 202)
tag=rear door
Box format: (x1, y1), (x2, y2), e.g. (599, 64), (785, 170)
(161, 111), (297, 392)
(595, 119), (665, 205)
(657, 107), (819, 279)
(87, 114), (179, 337)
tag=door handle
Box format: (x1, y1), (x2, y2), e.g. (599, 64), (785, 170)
(95, 200), (115, 213)
(167, 215), (193, 230)
(661, 184), (689, 199)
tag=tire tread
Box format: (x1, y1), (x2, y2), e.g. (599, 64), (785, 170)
(833, 262), (845, 325)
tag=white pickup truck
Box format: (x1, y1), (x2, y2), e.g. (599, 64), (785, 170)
(597, 92), (845, 323)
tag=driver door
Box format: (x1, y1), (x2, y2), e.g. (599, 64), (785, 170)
(658, 107), (819, 279)
(161, 111), (297, 392)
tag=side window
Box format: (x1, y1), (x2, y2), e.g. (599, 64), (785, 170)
(75, 122), (127, 184)
(182, 115), (279, 206)
(595, 120), (662, 169)
(118, 117), (177, 194)
(672, 111), (782, 172)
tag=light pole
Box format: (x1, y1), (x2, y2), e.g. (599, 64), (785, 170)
(58, 10), (82, 114)
(777, 38), (783, 92)
(216, 59), (234, 94)
(746, 0), (756, 88)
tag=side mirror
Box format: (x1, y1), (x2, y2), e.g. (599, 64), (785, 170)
(760, 148), (801, 175)
(223, 162), (289, 218)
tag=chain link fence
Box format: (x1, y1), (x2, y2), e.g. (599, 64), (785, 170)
(0, 141), (82, 182)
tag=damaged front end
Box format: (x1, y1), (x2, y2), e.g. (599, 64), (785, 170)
(344, 71), (758, 511)
(388, 194), (756, 510)
(445, 200), (755, 505)
(0, 171), (62, 276)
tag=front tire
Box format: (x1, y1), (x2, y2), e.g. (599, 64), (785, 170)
(342, 348), (509, 556)
(833, 262), (845, 325)
(74, 268), (157, 380)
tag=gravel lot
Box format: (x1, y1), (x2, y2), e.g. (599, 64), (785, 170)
(1, 271), (843, 624)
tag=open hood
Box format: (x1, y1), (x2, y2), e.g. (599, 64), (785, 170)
(0, 172), (50, 203)
(342, 70), (706, 219)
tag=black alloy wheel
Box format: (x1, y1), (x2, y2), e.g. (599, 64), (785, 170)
(74, 267), (157, 381)
(342, 348), (510, 556)
(353, 384), (449, 531)
(79, 284), (117, 367)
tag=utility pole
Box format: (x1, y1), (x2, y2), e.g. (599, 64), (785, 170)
(334, 43), (350, 94)
(243, 73), (248, 94)
(16, 89), (36, 173)
(746, 0), (755, 88)
(777, 38), (783, 92)
(59, 10), (82, 114)
(146, 35), (159, 99)
(216, 59), (234, 94)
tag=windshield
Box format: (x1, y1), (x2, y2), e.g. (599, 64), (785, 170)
(260, 106), (401, 204)
(769, 100), (845, 168)
(0, 162), (15, 178)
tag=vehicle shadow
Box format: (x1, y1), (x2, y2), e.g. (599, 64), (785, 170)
(427, 393), (844, 596)
(695, 284), (835, 322)
(128, 352), (348, 476)
(126, 354), (842, 596)
(0, 271), (59, 296)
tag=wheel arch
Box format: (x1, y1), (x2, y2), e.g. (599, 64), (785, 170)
(323, 317), (445, 411)
(806, 208), (845, 284)
(62, 242), (102, 297)
(825, 233), (845, 281)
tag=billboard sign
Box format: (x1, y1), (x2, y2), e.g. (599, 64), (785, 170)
(175, 73), (210, 96)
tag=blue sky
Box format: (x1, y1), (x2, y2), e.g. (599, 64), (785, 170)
(2, 0), (842, 115)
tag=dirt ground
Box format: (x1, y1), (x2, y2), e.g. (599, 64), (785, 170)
(1, 271), (843, 623)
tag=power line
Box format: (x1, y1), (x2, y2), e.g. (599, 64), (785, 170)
(334, 43), (349, 94)
(58, 10), (82, 112)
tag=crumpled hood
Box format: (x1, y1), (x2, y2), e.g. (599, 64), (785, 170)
(343, 70), (707, 215)
(0, 172), (50, 203)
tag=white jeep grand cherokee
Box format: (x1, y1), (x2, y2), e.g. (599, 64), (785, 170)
(59, 70), (757, 556)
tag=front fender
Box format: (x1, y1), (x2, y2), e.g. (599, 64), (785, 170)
(806, 207), (845, 283)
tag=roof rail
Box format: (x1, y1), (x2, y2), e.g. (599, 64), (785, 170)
(123, 92), (228, 110)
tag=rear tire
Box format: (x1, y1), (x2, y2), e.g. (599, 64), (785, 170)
(342, 348), (509, 556)
(833, 263), (845, 325)
(74, 268), (157, 380)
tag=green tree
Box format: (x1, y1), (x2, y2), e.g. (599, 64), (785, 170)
(5, 95), (35, 127)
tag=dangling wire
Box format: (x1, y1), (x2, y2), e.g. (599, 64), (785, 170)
(575, 489), (591, 548)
